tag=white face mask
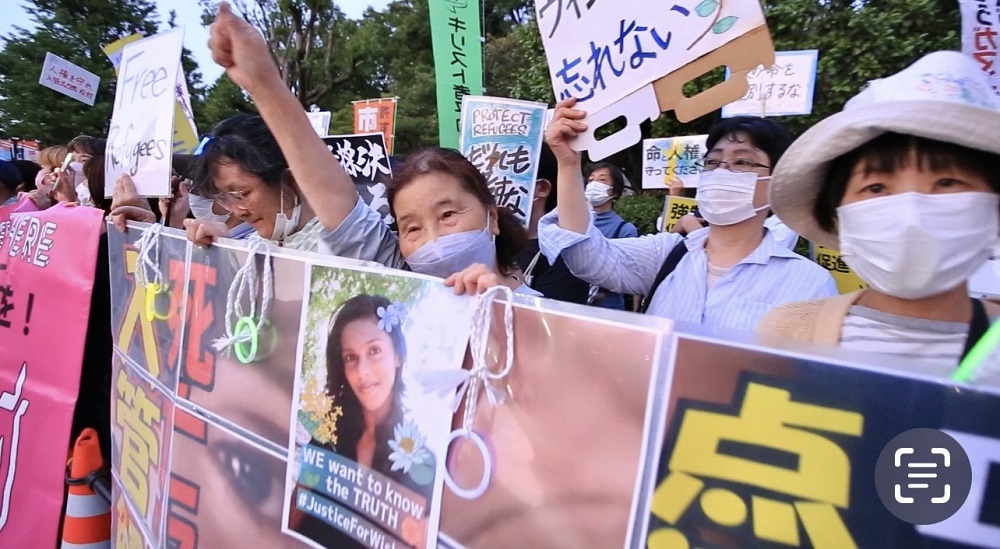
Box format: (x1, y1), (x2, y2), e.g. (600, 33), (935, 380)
(189, 194), (231, 224)
(696, 169), (769, 226)
(406, 214), (497, 279)
(584, 182), (613, 208)
(271, 188), (302, 241)
(838, 192), (1000, 299)
(75, 182), (93, 207)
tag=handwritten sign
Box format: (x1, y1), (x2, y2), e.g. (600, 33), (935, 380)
(642, 135), (707, 190)
(104, 29), (184, 198)
(353, 98), (398, 154)
(660, 195), (697, 232)
(429, 0), (484, 149)
(323, 133), (395, 226)
(459, 96), (547, 227)
(722, 49), (819, 117)
(960, 0), (1000, 92)
(306, 111), (331, 137)
(38, 53), (100, 106)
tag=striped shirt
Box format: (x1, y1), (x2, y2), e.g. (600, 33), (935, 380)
(840, 306), (967, 373)
(538, 209), (837, 332)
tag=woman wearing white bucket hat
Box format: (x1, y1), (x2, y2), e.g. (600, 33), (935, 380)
(758, 51), (1000, 386)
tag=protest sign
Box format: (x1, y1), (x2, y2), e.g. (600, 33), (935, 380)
(283, 264), (474, 549)
(104, 28), (185, 198)
(812, 244), (867, 294)
(642, 135), (707, 190)
(459, 96), (548, 226)
(659, 196), (697, 233)
(535, 0), (775, 160)
(38, 52), (100, 106)
(960, 0), (1000, 93)
(307, 112), (332, 137)
(323, 134), (395, 226)
(353, 98), (398, 154)
(428, 0), (484, 149)
(638, 330), (1000, 548)
(722, 49), (819, 117)
(102, 32), (200, 156)
(0, 202), (103, 548)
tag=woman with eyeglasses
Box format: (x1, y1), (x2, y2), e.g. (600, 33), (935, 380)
(538, 101), (837, 331)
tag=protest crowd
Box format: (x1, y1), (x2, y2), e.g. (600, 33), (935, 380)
(2, 0), (1000, 548)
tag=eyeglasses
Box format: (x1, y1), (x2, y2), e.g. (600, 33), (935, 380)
(212, 188), (251, 208)
(698, 158), (771, 172)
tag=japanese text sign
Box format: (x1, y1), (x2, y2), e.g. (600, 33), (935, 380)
(428, 0), (484, 149)
(353, 98), (398, 154)
(459, 96), (547, 227)
(323, 133), (395, 226)
(0, 203), (103, 548)
(38, 52), (100, 106)
(812, 244), (867, 294)
(642, 135), (707, 190)
(104, 28), (184, 198)
(660, 195), (697, 232)
(722, 49), (819, 117)
(961, 0), (1000, 93)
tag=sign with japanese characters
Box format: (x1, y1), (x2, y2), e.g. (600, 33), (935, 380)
(104, 28), (185, 198)
(642, 135), (707, 190)
(459, 96), (548, 226)
(306, 112), (332, 137)
(812, 244), (867, 294)
(660, 196), (698, 232)
(38, 52), (100, 106)
(961, 0), (1000, 93)
(353, 98), (398, 154)
(722, 49), (819, 117)
(638, 332), (1000, 548)
(428, 0), (484, 149)
(323, 134), (395, 226)
(0, 202), (104, 548)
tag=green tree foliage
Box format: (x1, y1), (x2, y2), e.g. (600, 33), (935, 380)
(0, 0), (160, 144)
(197, 75), (257, 132)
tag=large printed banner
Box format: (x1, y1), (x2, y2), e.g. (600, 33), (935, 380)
(721, 49), (819, 117)
(0, 202), (103, 548)
(353, 98), (398, 155)
(638, 332), (1000, 548)
(642, 135), (707, 190)
(459, 96), (547, 227)
(104, 29), (185, 197)
(961, 0), (1000, 93)
(428, 0), (484, 149)
(323, 133), (395, 226)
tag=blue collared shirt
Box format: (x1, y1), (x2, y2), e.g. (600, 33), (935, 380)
(538, 210), (837, 332)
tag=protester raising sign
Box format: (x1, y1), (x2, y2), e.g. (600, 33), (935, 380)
(459, 96), (547, 227)
(323, 133), (395, 226)
(642, 135), (707, 190)
(721, 50), (819, 117)
(353, 98), (398, 155)
(104, 28), (185, 198)
(38, 52), (100, 106)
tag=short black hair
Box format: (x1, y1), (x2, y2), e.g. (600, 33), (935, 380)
(705, 116), (793, 168)
(587, 162), (626, 198)
(0, 160), (21, 193)
(11, 160), (40, 192)
(814, 132), (1000, 232)
(193, 114), (288, 196)
(536, 142), (559, 213)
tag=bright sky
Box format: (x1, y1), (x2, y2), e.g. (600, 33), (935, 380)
(0, 0), (390, 84)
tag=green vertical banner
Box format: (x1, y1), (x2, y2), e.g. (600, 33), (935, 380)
(428, 0), (484, 149)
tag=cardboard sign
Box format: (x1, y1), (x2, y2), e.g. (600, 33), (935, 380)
(459, 96), (548, 227)
(104, 28), (185, 198)
(960, 0), (1000, 92)
(722, 49), (819, 117)
(429, 0), (484, 149)
(642, 135), (707, 190)
(38, 52), (100, 106)
(306, 112), (332, 137)
(812, 244), (867, 294)
(535, 0), (775, 160)
(660, 196), (698, 232)
(353, 98), (398, 154)
(323, 133), (395, 226)
(638, 330), (1000, 547)
(0, 203), (103, 548)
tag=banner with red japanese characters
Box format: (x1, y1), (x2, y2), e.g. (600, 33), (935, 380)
(961, 0), (1000, 93)
(0, 202), (104, 548)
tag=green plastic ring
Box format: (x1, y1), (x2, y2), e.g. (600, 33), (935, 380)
(233, 316), (259, 364)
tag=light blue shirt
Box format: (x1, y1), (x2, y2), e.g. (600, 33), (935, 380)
(538, 209), (838, 332)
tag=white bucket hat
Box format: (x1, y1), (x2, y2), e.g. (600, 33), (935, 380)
(769, 51), (1000, 249)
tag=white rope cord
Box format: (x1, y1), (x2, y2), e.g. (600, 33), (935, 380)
(134, 223), (165, 289)
(212, 237), (274, 357)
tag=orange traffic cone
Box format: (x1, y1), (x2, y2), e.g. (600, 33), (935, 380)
(61, 428), (111, 549)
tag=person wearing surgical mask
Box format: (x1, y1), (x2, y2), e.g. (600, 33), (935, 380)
(583, 162), (637, 309)
(188, 191), (255, 239)
(539, 105), (836, 332)
(759, 51), (1000, 387)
